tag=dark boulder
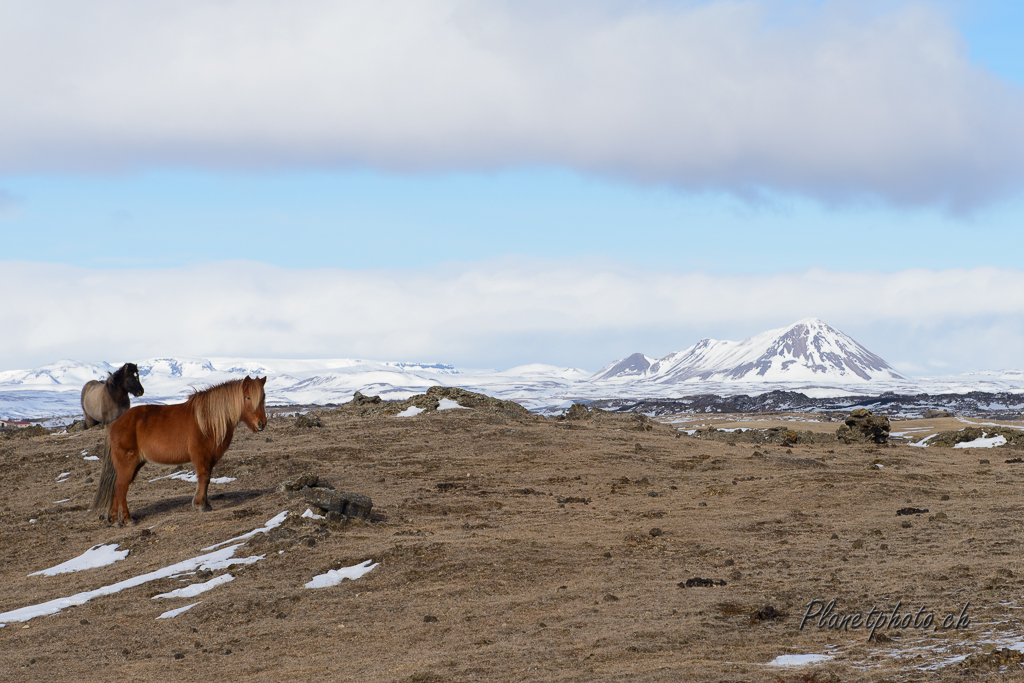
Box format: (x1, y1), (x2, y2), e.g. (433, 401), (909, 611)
(303, 488), (373, 520)
(836, 408), (890, 444)
(294, 413), (323, 428)
(277, 472), (320, 493)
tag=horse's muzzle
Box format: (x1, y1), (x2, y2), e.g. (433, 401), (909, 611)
(257, 420), (265, 431)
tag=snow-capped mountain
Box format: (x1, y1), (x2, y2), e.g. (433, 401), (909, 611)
(4, 319), (1024, 420)
(594, 318), (905, 384)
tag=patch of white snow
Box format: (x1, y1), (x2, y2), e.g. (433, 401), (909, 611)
(29, 544), (129, 577)
(766, 654), (833, 667)
(152, 574), (234, 599)
(304, 560), (378, 589)
(0, 512), (284, 625)
(156, 602), (202, 619)
(955, 435), (1007, 448)
(203, 510), (289, 551)
(149, 470), (236, 484)
(396, 406), (424, 417)
(437, 399), (466, 411)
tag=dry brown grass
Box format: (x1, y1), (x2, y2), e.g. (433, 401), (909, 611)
(2, 407), (1024, 681)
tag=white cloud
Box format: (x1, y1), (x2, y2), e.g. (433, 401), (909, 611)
(3, 259), (1023, 375)
(0, 1), (1020, 208)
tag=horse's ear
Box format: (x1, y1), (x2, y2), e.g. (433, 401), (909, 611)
(259, 376), (267, 386)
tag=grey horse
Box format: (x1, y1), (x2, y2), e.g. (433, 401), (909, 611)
(80, 363), (145, 428)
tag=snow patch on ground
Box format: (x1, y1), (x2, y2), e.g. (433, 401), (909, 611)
(0, 542), (262, 625)
(149, 470), (236, 484)
(0, 513), (299, 625)
(301, 508), (326, 520)
(156, 602), (202, 620)
(203, 510), (289, 551)
(152, 574), (234, 600)
(954, 435), (1007, 448)
(437, 398), (466, 410)
(28, 543), (129, 577)
(396, 406), (424, 417)
(765, 653), (833, 667)
(305, 560), (378, 589)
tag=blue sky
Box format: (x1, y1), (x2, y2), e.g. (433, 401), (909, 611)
(4, 168), (1024, 273)
(1, 0), (1023, 374)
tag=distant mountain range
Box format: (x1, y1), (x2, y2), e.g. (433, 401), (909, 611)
(2, 318), (1024, 420)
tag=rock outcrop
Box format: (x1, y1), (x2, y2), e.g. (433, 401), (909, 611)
(835, 409), (890, 444)
(278, 472), (373, 520)
(562, 403), (592, 421)
(341, 386), (530, 420)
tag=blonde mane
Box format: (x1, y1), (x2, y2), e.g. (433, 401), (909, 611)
(188, 379), (247, 446)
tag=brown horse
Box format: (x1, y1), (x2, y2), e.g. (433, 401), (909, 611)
(81, 363), (145, 428)
(93, 376), (267, 524)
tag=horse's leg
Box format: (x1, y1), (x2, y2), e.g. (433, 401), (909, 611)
(192, 460), (213, 511)
(84, 413), (97, 429)
(112, 469), (130, 524)
(113, 452), (143, 525)
(106, 443), (127, 523)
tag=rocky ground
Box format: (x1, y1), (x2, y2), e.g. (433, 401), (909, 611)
(4, 396), (1024, 682)
(592, 391), (1024, 420)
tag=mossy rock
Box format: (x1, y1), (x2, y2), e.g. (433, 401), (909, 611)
(630, 414), (654, 432)
(561, 403), (591, 421)
(424, 386), (530, 418)
(295, 413), (324, 428)
(348, 386), (530, 419)
(836, 410), (890, 444)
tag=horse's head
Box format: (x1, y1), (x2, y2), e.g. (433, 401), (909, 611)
(241, 376), (268, 432)
(124, 363), (145, 397)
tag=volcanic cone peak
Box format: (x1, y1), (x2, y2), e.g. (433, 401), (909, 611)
(593, 318), (905, 385)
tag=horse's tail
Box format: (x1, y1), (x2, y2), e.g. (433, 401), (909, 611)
(92, 429), (115, 519)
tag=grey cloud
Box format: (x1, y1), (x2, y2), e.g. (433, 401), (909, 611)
(0, 1), (1020, 208)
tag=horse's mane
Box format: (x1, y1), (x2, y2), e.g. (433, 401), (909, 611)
(188, 379), (252, 446)
(106, 364), (126, 387)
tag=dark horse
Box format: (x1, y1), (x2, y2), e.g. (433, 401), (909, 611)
(93, 376), (267, 524)
(81, 363), (145, 428)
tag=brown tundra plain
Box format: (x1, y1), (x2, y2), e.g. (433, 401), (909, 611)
(3, 393), (1024, 683)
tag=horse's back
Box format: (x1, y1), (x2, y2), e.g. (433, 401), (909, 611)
(81, 380), (103, 406)
(111, 403), (194, 465)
